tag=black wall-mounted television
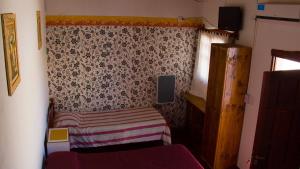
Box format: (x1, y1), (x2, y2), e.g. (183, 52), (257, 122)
(218, 7), (242, 31)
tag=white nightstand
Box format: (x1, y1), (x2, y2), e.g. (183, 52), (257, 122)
(47, 128), (70, 155)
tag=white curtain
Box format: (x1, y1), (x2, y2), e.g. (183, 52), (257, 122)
(190, 30), (230, 100)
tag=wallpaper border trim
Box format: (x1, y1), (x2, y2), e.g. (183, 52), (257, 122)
(46, 15), (204, 28)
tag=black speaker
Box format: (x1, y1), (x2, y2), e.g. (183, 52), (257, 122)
(156, 75), (175, 104)
(218, 7), (242, 31)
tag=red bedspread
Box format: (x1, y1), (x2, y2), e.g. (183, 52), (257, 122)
(46, 144), (204, 169)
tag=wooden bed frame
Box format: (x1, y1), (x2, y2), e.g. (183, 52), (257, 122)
(47, 98), (55, 128)
(44, 98), (55, 157)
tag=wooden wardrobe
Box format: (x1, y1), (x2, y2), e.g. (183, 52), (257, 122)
(201, 43), (252, 169)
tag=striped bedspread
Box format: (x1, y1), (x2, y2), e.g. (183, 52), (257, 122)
(54, 107), (171, 149)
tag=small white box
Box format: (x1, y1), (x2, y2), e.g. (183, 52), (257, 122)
(47, 128), (70, 155)
(47, 141), (70, 155)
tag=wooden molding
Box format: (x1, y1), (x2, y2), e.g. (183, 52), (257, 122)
(46, 15), (204, 28)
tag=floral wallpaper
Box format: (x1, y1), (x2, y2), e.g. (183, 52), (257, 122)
(46, 25), (198, 127)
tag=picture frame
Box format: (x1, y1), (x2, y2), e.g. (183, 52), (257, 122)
(36, 10), (42, 49)
(1, 13), (21, 96)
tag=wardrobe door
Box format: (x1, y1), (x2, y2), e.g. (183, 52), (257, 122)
(201, 44), (252, 169)
(201, 44), (227, 167)
(214, 47), (252, 169)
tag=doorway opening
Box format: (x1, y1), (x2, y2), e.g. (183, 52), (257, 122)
(271, 49), (300, 71)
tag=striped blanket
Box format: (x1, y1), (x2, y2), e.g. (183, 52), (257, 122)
(54, 107), (171, 149)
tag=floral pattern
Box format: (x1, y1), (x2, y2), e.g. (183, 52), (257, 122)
(46, 25), (198, 127)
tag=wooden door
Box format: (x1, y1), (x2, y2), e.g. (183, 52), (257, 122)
(251, 70), (300, 169)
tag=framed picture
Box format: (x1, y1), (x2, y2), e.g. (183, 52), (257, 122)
(1, 13), (21, 96)
(36, 10), (42, 49)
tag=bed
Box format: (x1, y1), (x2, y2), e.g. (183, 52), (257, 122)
(46, 144), (204, 169)
(48, 100), (171, 149)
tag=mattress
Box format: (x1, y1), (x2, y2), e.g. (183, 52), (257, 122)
(54, 107), (171, 148)
(46, 144), (204, 169)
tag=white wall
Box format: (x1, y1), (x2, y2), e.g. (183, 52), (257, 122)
(199, 0), (225, 28)
(45, 0), (202, 17)
(0, 0), (49, 169)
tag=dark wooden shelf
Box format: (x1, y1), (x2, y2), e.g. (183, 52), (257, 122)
(183, 92), (206, 113)
(184, 92), (206, 162)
